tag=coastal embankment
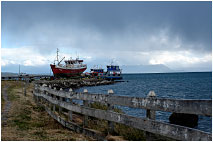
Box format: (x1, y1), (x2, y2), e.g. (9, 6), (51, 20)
(36, 78), (115, 89)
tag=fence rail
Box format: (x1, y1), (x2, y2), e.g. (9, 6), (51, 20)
(34, 83), (212, 141)
(39, 86), (212, 116)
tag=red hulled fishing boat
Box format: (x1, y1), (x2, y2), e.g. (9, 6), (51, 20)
(50, 49), (87, 77)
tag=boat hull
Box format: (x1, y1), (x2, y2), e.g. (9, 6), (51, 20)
(50, 64), (87, 77)
(102, 76), (123, 80)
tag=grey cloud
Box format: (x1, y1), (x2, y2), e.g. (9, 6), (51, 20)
(2, 2), (211, 37)
(1, 1), (212, 72)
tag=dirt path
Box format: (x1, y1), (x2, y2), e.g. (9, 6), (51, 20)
(1, 84), (11, 127)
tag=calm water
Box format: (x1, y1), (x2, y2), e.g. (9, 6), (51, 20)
(76, 72), (212, 133)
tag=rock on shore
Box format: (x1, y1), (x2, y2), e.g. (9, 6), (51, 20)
(35, 78), (115, 89)
(169, 113), (198, 128)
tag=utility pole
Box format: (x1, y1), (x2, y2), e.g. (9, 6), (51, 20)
(19, 64), (20, 75)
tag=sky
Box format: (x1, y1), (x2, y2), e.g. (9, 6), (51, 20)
(1, 1), (212, 74)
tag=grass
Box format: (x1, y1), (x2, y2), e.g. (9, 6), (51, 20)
(90, 102), (123, 113)
(7, 81), (23, 101)
(32, 131), (48, 139)
(1, 81), (93, 141)
(1, 94), (5, 110)
(115, 123), (146, 140)
(12, 108), (31, 130)
(1, 82), (7, 110)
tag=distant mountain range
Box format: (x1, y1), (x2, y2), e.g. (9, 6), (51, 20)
(121, 64), (173, 73)
(1, 72), (48, 77)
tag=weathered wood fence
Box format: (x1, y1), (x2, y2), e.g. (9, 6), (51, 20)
(33, 83), (212, 141)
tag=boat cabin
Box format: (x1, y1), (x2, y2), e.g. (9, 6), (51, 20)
(106, 65), (122, 77)
(107, 65), (120, 71)
(64, 59), (83, 65)
(91, 69), (104, 73)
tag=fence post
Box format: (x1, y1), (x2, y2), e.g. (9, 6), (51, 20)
(36, 84), (42, 106)
(146, 91), (156, 140)
(53, 87), (57, 111)
(59, 88), (63, 114)
(83, 89), (89, 127)
(45, 91), (50, 108)
(68, 88), (73, 122)
(24, 79), (26, 96)
(37, 84), (40, 104)
(107, 89), (114, 134)
(41, 84), (46, 106)
(48, 85), (53, 111)
(37, 84), (43, 103)
(23, 77), (28, 96)
(34, 84), (38, 103)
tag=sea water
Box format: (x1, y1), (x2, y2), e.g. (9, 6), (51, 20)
(75, 72), (212, 133)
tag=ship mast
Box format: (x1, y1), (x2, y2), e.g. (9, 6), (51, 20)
(56, 48), (59, 62)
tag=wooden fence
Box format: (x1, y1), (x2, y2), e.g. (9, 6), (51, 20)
(33, 83), (212, 141)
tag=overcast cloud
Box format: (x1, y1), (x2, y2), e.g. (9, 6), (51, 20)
(1, 1), (212, 73)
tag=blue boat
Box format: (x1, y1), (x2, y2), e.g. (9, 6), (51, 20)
(103, 65), (122, 80)
(90, 68), (104, 77)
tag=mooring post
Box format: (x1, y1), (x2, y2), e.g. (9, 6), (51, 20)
(83, 89), (89, 127)
(146, 91), (156, 141)
(107, 89), (115, 134)
(59, 88), (63, 114)
(68, 88), (73, 122)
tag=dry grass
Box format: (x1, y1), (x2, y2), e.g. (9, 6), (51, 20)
(1, 81), (93, 141)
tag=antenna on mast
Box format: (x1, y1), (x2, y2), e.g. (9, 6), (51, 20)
(75, 51), (78, 59)
(110, 59), (114, 65)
